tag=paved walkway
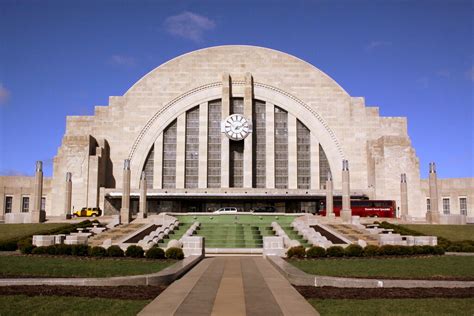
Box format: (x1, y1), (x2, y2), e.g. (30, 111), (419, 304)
(138, 256), (318, 316)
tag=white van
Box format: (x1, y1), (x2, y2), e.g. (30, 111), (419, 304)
(213, 207), (238, 214)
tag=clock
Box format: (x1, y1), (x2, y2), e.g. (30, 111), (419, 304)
(221, 114), (252, 141)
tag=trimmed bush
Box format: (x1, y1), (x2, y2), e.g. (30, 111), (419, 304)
(344, 244), (363, 257)
(287, 246), (306, 259)
(125, 245), (144, 258)
(446, 245), (461, 252)
(0, 240), (18, 251)
(461, 244), (474, 253)
(107, 245), (124, 257)
(17, 238), (34, 254)
(71, 244), (90, 256)
(54, 244), (73, 256)
(363, 245), (380, 257)
(433, 245), (445, 255)
(378, 245), (398, 256)
(326, 246), (344, 257)
(397, 246), (414, 256)
(165, 247), (184, 260)
(306, 246), (326, 258)
(46, 245), (58, 255)
(145, 247), (165, 259)
(89, 246), (107, 257)
(32, 246), (48, 255)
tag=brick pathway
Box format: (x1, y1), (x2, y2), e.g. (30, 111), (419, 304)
(138, 256), (319, 316)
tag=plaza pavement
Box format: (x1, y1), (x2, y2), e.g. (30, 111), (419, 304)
(138, 256), (319, 316)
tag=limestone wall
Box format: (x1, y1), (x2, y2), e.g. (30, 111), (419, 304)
(421, 178), (474, 216)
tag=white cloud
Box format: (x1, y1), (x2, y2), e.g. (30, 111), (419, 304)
(164, 11), (215, 42)
(365, 41), (392, 51)
(109, 55), (136, 67)
(0, 83), (10, 105)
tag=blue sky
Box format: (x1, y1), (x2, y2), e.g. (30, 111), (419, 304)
(0, 0), (473, 179)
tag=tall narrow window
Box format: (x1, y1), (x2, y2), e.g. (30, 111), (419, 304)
(22, 197), (29, 213)
(442, 198), (450, 214)
(207, 100), (222, 188)
(230, 98), (244, 188)
(459, 197), (467, 216)
(142, 146), (154, 188)
(41, 197), (46, 212)
(297, 120), (310, 189)
(185, 106), (200, 188)
(162, 120), (177, 189)
(319, 145), (331, 189)
(274, 106), (288, 189)
(426, 198), (431, 211)
(4, 196), (12, 213)
(253, 100), (266, 188)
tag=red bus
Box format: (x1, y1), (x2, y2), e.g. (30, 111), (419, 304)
(318, 200), (396, 218)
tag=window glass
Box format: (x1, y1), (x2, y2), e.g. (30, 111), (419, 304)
(22, 197), (30, 213)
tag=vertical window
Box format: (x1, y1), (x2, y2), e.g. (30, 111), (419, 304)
(253, 100), (266, 188)
(459, 197), (467, 216)
(442, 198), (450, 215)
(185, 106), (200, 188)
(297, 120), (310, 189)
(319, 145), (331, 189)
(4, 196), (12, 213)
(142, 146), (154, 189)
(41, 197), (46, 212)
(162, 120), (177, 189)
(230, 98), (244, 188)
(426, 198), (431, 211)
(207, 100), (221, 188)
(274, 106), (288, 189)
(22, 197), (30, 213)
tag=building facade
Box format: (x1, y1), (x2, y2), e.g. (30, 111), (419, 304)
(1, 46), (472, 219)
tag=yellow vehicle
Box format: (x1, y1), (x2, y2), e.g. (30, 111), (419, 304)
(73, 207), (102, 217)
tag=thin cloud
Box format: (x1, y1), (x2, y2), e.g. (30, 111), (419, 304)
(416, 76), (430, 89)
(164, 11), (215, 42)
(109, 55), (136, 67)
(0, 83), (10, 105)
(467, 66), (474, 81)
(365, 41), (392, 52)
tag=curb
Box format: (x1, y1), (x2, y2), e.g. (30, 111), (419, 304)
(266, 256), (474, 288)
(0, 255), (203, 287)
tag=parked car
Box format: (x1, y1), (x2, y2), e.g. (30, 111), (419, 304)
(73, 207), (102, 217)
(213, 207), (239, 214)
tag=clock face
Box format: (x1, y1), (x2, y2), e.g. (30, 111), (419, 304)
(222, 114), (251, 141)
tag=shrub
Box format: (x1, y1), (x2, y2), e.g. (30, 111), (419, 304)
(107, 245), (124, 257)
(326, 246), (344, 257)
(145, 247), (165, 259)
(165, 247), (184, 260)
(286, 246), (306, 259)
(32, 246), (48, 255)
(71, 244), (90, 256)
(46, 245), (58, 255)
(363, 245), (380, 257)
(125, 245), (144, 258)
(17, 238), (34, 254)
(433, 245), (445, 255)
(344, 244), (363, 257)
(397, 246), (414, 256)
(378, 245), (398, 256)
(446, 245), (461, 252)
(89, 246), (107, 257)
(0, 240), (18, 251)
(54, 244), (72, 255)
(461, 244), (474, 253)
(306, 246), (326, 258)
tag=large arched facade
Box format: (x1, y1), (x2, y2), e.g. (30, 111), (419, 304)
(47, 45), (427, 216)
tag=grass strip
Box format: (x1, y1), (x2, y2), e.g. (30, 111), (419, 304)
(0, 256), (176, 278)
(0, 295), (150, 316)
(288, 256), (474, 279)
(308, 298), (474, 316)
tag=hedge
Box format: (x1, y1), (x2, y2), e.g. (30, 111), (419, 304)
(306, 246), (326, 258)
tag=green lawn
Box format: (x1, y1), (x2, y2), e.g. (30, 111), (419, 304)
(401, 224), (474, 242)
(0, 223), (71, 242)
(175, 214), (297, 225)
(289, 256), (474, 279)
(0, 295), (149, 316)
(0, 256), (176, 278)
(309, 298), (474, 316)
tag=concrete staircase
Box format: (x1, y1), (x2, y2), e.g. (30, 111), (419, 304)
(88, 223), (145, 247)
(327, 223), (379, 246)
